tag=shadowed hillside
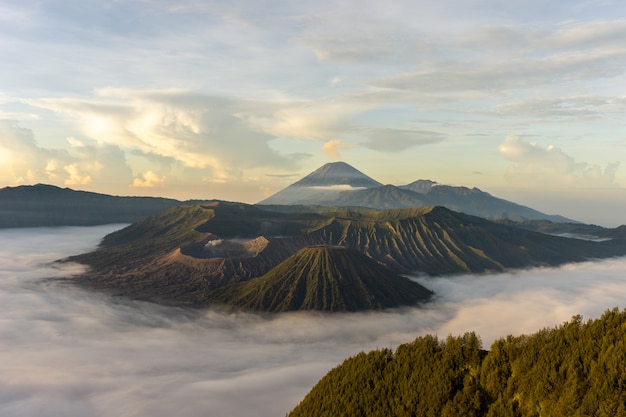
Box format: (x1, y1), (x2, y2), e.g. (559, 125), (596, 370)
(66, 202), (626, 308)
(211, 246), (432, 312)
(0, 184), (194, 228)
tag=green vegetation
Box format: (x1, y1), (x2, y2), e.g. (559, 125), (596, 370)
(289, 308), (626, 417)
(211, 246), (432, 312)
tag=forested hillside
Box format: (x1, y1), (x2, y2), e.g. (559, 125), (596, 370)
(289, 308), (626, 417)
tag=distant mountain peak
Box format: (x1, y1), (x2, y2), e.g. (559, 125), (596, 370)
(257, 162), (576, 223)
(401, 179), (438, 194)
(292, 161), (383, 188)
(258, 161), (382, 205)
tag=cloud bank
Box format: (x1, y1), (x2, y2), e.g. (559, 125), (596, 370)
(2, 226), (626, 416)
(499, 135), (620, 187)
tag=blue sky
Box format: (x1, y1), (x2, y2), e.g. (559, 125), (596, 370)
(1, 0), (626, 225)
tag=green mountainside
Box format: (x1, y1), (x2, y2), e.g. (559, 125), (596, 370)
(288, 308), (626, 417)
(68, 202), (626, 308)
(210, 246), (432, 312)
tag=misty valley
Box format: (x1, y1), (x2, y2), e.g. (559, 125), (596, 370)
(3, 225), (626, 417)
(2, 162), (626, 416)
(5, 0), (626, 414)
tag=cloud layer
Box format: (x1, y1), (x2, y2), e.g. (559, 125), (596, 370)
(2, 226), (626, 416)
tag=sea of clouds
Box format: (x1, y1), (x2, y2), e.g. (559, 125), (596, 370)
(1, 225), (626, 417)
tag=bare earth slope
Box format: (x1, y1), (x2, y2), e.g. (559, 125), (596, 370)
(210, 246), (432, 312)
(68, 202), (626, 308)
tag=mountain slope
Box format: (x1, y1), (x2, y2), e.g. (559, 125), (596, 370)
(258, 161), (575, 223)
(68, 202), (626, 308)
(329, 184), (432, 209)
(292, 161), (382, 188)
(258, 162), (382, 205)
(0, 184), (192, 228)
(211, 246), (432, 312)
(400, 180), (573, 222)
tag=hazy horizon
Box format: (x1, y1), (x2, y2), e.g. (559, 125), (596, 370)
(2, 225), (626, 416)
(2, 1), (626, 227)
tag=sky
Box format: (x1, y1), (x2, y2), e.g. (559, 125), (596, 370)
(1, 0), (626, 226)
(3, 226), (626, 417)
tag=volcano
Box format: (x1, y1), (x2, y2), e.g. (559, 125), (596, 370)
(210, 245), (432, 312)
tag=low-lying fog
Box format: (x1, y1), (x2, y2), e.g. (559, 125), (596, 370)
(2, 226), (626, 417)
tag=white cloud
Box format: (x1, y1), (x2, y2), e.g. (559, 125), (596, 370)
(321, 139), (355, 158)
(63, 163), (91, 186)
(499, 135), (620, 187)
(131, 171), (166, 188)
(244, 97), (372, 141)
(0, 120), (133, 189)
(309, 184), (366, 191)
(2, 226), (626, 417)
(0, 120), (68, 184)
(28, 89), (296, 175)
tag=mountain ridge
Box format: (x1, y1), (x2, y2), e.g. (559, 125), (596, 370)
(210, 245), (432, 312)
(259, 161), (574, 223)
(0, 183), (199, 228)
(67, 202), (626, 308)
(258, 162), (382, 205)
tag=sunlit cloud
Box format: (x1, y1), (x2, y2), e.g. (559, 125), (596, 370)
(321, 139), (355, 158)
(0, 120), (69, 185)
(131, 171), (165, 188)
(244, 98), (371, 141)
(0, 120), (133, 189)
(28, 89), (296, 173)
(499, 135), (620, 187)
(63, 163), (91, 186)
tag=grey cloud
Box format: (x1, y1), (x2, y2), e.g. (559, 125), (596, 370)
(2, 226), (626, 417)
(361, 127), (445, 152)
(369, 49), (626, 93)
(490, 95), (626, 120)
(464, 20), (626, 54)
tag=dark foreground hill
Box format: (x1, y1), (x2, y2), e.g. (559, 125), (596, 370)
(68, 202), (626, 309)
(288, 308), (626, 417)
(210, 246), (432, 312)
(0, 184), (194, 228)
